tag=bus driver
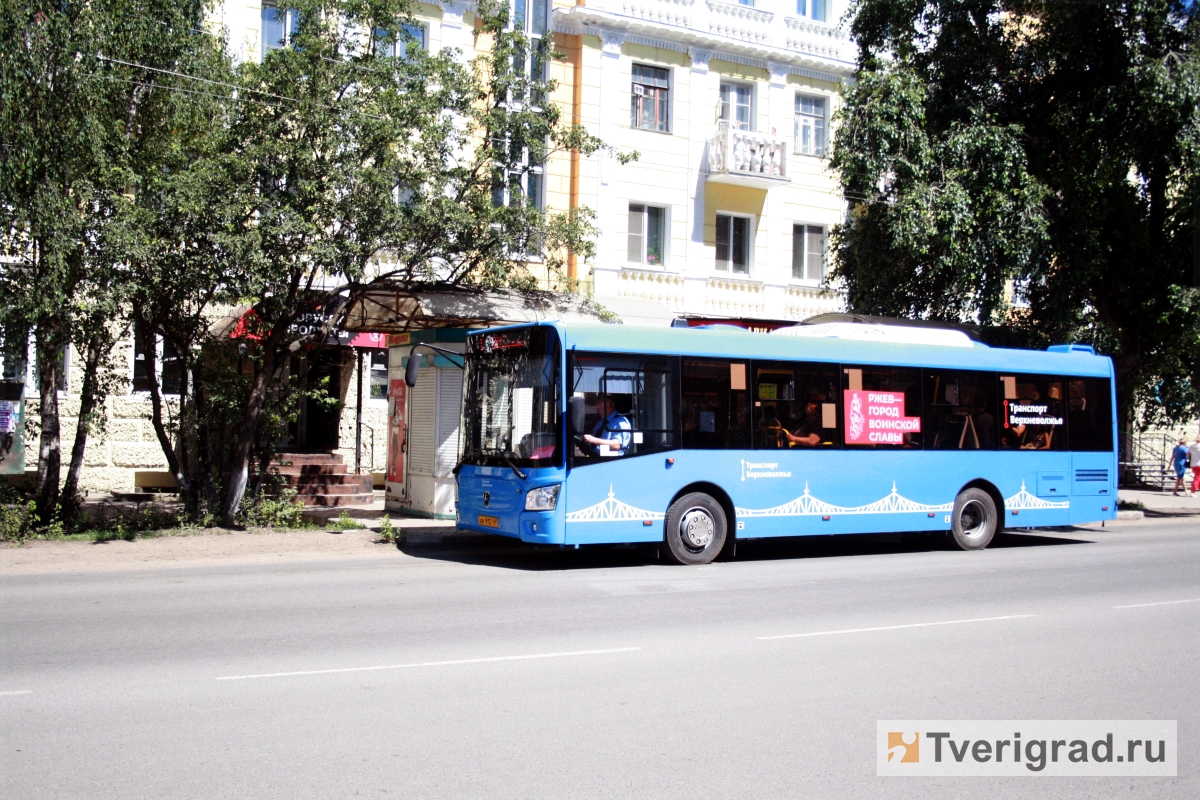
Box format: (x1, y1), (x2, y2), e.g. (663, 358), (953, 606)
(581, 395), (632, 456)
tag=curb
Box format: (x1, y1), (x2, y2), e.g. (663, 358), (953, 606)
(1116, 510), (1145, 520)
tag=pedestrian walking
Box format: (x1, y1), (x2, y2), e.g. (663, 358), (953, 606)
(1190, 436), (1200, 496)
(1171, 438), (1190, 496)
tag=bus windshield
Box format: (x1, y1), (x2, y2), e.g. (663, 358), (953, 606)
(462, 326), (560, 469)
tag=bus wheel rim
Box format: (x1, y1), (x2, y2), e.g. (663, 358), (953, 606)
(679, 507), (715, 550)
(959, 499), (989, 539)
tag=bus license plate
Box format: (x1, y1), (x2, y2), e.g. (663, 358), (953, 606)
(478, 515), (500, 528)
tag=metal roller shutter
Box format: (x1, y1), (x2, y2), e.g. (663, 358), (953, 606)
(408, 367), (435, 475)
(435, 368), (463, 477)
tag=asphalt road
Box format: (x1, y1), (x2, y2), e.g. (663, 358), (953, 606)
(3, 519), (1198, 799)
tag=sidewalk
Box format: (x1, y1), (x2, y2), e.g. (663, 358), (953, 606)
(1118, 488), (1200, 516)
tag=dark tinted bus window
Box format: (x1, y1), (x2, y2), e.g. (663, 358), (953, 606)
(569, 353), (679, 463)
(1068, 377), (1114, 452)
(922, 370), (998, 450)
(753, 362), (839, 449)
(999, 374), (1068, 451)
(843, 366), (922, 449)
(682, 359), (751, 450)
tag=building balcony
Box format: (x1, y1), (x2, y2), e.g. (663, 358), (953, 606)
(559, 0), (855, 69)
(707, 123), (790, 187)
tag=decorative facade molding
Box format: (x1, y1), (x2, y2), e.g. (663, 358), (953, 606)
(768, 61), (790, 88)
(705, 276), (766, 318)
(689, 47), (712, 71)
(440, 1), (469, 29)
(618, 268), (686, 311)
(601, 30), (626, 56)
(553, 2), (855, 78)
(784, 285), (843, 321)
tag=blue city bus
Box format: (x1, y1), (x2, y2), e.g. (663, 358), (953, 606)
(439, 320), (1116, 565)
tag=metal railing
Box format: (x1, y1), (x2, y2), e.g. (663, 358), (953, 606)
(1118, 432), (1176, 490)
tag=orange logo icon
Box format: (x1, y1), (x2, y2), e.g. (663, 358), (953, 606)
(887, 732), (919, 763)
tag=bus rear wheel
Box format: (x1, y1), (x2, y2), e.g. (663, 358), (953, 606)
(948, 488), (998, 550)
(663, 493), (727, 565)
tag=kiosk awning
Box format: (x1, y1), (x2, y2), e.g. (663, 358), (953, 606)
(339, 284), (615, 332)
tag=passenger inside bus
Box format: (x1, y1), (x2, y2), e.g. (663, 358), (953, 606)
(755, 398), (824, 448)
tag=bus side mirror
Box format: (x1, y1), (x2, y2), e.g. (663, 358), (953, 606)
(404, 355), (421, 388)
(568, 395), (585, 433)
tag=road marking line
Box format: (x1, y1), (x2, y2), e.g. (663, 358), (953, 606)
(1114, 598), (1200, 609)
(758, 614), (1036, 640)
(216, 647), (641, 681)
(0, 690), (33, 696)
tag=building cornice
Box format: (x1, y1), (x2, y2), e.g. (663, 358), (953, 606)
(553, 1), (854, 83)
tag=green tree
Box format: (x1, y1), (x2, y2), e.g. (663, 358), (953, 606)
(0, 1), (216, 521)
(833, 0), (1200, 426)
(128, 0), (623, 521)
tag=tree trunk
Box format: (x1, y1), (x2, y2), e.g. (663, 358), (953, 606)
(61, 331), (108, 521)
(219, 346), (277, 522)
(33, 319), (63, 523)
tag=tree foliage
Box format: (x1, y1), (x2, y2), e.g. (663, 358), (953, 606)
(833, 0), (1200, 426)
(121, 0), (622, 520)
(0, 0), (215, 521)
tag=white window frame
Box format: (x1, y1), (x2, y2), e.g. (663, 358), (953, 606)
(719, 80), (755, 132)
(260, 1), (300, 58)
(631, 63), (671, 134)
(374, 23), (426, 61)
(791, 223), (826, 283)
(796, 0), (829, 23)
(794, 94), (827, 156)
(715, 212), (754, 275)
(627, 203), (669, 267)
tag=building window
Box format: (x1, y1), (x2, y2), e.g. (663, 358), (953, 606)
(132, 324), (183, 395)
(511, 0), (549, 103)
(0, 328), (27, 383)
(792, 224), (825, 281)
(715, 213), (751, 274)
(374, 24), (425, 60)
(796, 0), (828, 22)
(719, 82), (753, 131)
(369, 350), (389, 400)
(261, 3), (300, 58)
(795, 95), (826, 156)
(631, 64), (670, 132)
(628, 204), (666, 266)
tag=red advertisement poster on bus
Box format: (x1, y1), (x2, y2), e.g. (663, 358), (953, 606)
(386, 378), (406, 486)
(844, 390), (921, 445)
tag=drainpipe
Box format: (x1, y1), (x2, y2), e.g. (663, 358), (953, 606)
(355, 348), (363, 474)
(567, 0), (585, 284)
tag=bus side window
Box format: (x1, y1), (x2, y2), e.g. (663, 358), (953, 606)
(922, 370), (998, 450)
(843, 366), (922, 449)
(682, 359), (751, 450)
(1068, 377), (1113, 452)
(753, 361), (839, 449)
(568, 352), (680, 464)
(999, 374), (1068, 451)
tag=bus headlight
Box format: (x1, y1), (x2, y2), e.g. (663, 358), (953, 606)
(525, 484), (560, 511)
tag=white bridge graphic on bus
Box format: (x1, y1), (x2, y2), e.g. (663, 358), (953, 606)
(565, 481), (1068, 523)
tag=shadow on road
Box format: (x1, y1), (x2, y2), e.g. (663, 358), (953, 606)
(395, 527), (1094, 572)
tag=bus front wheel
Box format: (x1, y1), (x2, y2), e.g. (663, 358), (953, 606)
(664, 493), (727, 565)
(948, 488), (998, 551)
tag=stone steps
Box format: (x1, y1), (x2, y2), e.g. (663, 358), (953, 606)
(262, 452), (374, 507)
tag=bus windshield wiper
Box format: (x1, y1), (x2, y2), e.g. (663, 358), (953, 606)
(479, 448), (527, 481)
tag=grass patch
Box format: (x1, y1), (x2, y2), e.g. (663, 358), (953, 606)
(326, 511), (366, 531)
(1117, 499), (1146, 511)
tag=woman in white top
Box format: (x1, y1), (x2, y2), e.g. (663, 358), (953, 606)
(1189, 437), (1200, 496)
